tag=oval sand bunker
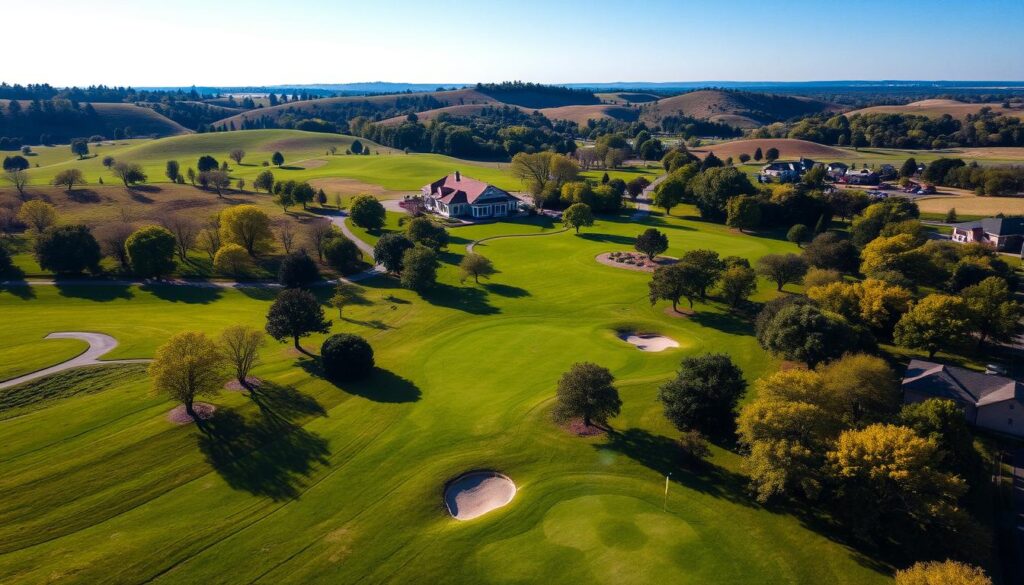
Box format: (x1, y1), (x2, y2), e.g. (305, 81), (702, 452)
(619, 332), (680, 352)
(444, 471), (516, 521)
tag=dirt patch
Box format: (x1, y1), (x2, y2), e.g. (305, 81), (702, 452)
(167, 402), (217, 425)
(444, 471), (516, 521)
(664, 307), (695, 319)
(307, 178), (402, 198)
(224, 376), (263, 391)
(296, 159), (328, 169)
(563, 418), (608, 437)
(596, 252), (676, 272)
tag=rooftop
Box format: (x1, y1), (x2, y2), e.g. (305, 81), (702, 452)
(952, 217), (1024, 236)
(903, 359), (1022, 407)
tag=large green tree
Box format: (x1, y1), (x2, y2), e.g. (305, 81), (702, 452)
(658, 353), (747, 435)
(34, 225), (101, 274)
(349, 194), (386, 230)
(562, 203), (594, 234)
(125, 225), (177, 279)
(689, 167), (755, 222)
(265, 288), (332, 352)
(373, 233), (415, 274)
(551, 362), (621, 429)
(894, 294), (972, 358)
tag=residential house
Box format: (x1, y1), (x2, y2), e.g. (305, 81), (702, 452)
(843, 168), (880, 185)
(950, 217), (1024, 252)
(759, 161), (802, 183)
(903, 359), (1024, 437)
(421, 172), (520, 219)
(825, 162), (849, 180)
(759, 157), (818, 183)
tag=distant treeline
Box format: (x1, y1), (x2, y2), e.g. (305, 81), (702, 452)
(0, 99), (105, 146)
(233, 95), (450, 133)
(756, 109), (1024, 148)
(920, 158), (1024, 196)
(473, 81), (599, 109)
(356, 106), (578, 160)
(658, 114), (743, 138)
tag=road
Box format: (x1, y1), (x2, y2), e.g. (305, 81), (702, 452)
(0, 332), (151, 390)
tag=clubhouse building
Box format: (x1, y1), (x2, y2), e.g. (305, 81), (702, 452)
(421, 172), (520, 219)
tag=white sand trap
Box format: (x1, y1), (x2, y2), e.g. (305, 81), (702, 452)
(445, 471), (516, 521)
(619, 332), (680, 352)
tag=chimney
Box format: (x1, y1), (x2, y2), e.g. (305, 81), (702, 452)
(455, 170), (460, 182)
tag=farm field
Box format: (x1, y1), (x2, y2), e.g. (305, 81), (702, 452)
(0, 208), (893, 584)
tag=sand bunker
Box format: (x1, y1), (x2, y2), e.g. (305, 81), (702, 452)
(445, 471), (516, 521)
(619, 332), (680, 352)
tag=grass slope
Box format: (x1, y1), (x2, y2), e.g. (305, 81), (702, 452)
(0, 210), (890, 584)
(640, 90), (839, 129)
(0, 99), (189, 139)
(691, 138), (848, 161)
(845, 99), (1024, 120)
(16, 130), (660, 193)
(538, 104), (640, 124)
(212, 89), (499, 129)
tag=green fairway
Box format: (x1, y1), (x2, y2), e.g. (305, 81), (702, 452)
(0, 334), (88, 381)
(20, 130), (659, 193)
(0, 207), (891, 584)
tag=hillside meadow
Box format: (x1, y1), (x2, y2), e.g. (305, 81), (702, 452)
(0, 206), (896, 584)
(14, 130), (660, 193)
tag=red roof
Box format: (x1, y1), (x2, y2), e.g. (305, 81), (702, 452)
(424, 173), (503, 205)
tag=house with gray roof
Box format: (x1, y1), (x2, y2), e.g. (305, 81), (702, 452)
(951, 217), (1024, 252)
(902, 359), (1024, 437)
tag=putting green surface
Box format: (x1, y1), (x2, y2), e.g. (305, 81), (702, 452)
(0, 210), (889, 584)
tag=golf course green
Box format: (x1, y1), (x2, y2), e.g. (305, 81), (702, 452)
(0, 203), (892, 584)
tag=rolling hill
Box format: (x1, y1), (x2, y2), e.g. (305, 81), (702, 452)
(377, 103), (529, 126)
(212, 88), (499, 129)
(537, 104), (640, 125)
(844, 98), (1024, 120)
(640, 89), (840, 129)
(0, 100), (189, 142)
(596, 92), (662, 104)
(689, 138), (848, 161)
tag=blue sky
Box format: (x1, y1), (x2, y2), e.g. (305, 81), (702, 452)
(9, 0), (1024, 86)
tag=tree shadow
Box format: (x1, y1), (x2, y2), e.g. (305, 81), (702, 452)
(578, 232), (637, 246)
(341, 316), (392, 330)
(594, 427), (756, 508)
(235, 285), (280, 301)
(66, 189), (100, 203)
(129, 185), (163, 194)
(419, 283), (499, 315)
(54, 282), (133, 302)
(0, 269), (35, 300)
(483, 282), (530, 298)
(140, 283), (223, 304)
(127, 190), (154, 204)
(299, 361), (421, 403)
(196, 409), (330, 500)
(248, 381), (327, 422)
(689, 310), (754, 336)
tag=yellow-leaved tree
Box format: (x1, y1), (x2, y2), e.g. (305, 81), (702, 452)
(150, 331), (227, 420)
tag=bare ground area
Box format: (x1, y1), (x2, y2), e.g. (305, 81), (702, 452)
(307, 178), (405, 199)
